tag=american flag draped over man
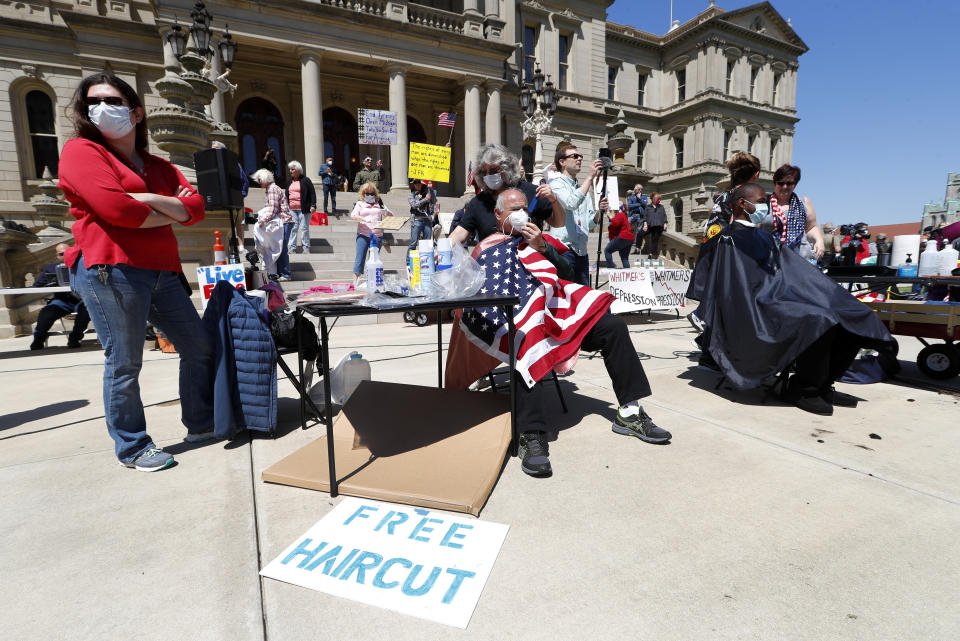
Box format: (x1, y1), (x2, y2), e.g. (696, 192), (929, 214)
(445, 234), (614, 390)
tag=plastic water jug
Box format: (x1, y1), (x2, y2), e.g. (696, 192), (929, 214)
(938, 245), (959, 276)
(330, 351), (371, 405)
(917, 240), (939, 276)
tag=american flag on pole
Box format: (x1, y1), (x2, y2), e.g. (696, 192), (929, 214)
(438, 112), (457, 128)
(445, 234), (614, 390)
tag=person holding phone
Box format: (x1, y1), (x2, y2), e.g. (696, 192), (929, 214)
(549, 143), (608, 286)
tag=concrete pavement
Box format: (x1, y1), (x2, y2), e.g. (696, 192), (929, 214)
(1, 314), (958, 640)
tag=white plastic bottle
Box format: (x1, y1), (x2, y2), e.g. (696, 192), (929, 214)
(436, 237), (453, 272)
(938, 244), (959, 276)
(330, 351), (371, 405)
(917, 240), (940, 276)
(418, 238), (435, 293)
(365, 241), (384, 292)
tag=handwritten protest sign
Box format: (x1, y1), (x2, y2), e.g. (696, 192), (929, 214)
(196, 264), (246, 310)
(607, 268), (691, 314)
(408, 143), (451, 183)
(260, 497), (509, 628)
(357, 109), (398, 146)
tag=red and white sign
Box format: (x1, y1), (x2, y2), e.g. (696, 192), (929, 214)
(196, 264), (246, 309)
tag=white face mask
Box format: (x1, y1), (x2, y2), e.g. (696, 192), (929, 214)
(748, 202), (769, 225)
(88, 102), (134, 140)
(326, 160), (333, 166)
(363, 194), (376, 204)
(483, 173), (504, 191)
(507, 209), (529, 233)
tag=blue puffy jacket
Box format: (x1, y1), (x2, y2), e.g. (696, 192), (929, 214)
(203, 281), (277, 438)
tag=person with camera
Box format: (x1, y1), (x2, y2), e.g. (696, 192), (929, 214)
(550, 143), (607, 286)
(58, 72), (214, 472)
(840, 223), (871, 265)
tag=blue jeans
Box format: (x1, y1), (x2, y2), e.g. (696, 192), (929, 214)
(354, 234), (372, 276)
(72, 255), (214, 463)
(407, 218), (432, 258)
(604, 237), (633, 268)
(276, 222), (294, 278)
(288, 209), (310, 251)
(322, 185), (337, 212)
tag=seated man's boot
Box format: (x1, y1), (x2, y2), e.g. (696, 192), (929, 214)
(519, 431), (551, 477)
(30, 334), (44, 350)
(784, 377), (833, 416)
(822, 386), (858, 408)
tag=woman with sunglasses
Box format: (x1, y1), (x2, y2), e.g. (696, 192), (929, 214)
(349, 182), (393, 283)
(770, 164), (824, 259)
(57, 72), (214, 472)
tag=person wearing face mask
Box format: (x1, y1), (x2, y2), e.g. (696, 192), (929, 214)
(687, 183), (895, 416)
(407, 179), (436, 259)
(350, 182), (393, 282)
(641, 192), (667, 258)
(285, 160), (317, 254)
(445, 189), (671, 477)
(703, 152), (761, 243)
(320, 158), (344, 215)
(447, 143), (565, 249)
(56, 72), (214, 472)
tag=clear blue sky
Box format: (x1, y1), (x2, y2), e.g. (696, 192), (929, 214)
(606, 0), (960, 225)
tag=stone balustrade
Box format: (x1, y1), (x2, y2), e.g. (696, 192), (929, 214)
(407, 3), (465, 34)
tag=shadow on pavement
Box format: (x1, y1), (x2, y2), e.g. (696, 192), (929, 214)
(0, 399), (90, 431)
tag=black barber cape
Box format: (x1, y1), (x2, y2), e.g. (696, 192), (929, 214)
(687, 221), (894, 389)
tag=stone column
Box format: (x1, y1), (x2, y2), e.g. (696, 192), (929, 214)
(300, 50), (324, 180)
(484, 80), (503, 145)
(388, 64), (409, 190)
(208, 49), (225, 123)
(462, 77), (482, 195)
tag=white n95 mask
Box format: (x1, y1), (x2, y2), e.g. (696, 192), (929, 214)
(508, 210), (530, 232)
(88, 103), (134, 140)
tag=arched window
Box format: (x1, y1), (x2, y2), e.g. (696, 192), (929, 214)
(672, 198), (684, 233)
(26, 90), (59, 178)
(235, 97), (285, 179)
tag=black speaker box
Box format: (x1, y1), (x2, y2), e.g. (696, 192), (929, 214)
(193, 147), (244, 210)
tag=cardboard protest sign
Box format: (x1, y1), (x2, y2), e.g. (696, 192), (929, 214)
(357, 109), (398, 145)
(260, 497), (509, 628)
(196, 264), (246, 310)
(374, 216), (409, 231)
(408, 143), (451, 183)
(608, 268), (691, 314)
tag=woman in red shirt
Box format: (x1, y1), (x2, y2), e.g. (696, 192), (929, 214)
(59, 73), (214, 472)
(604, 205), (635, 269)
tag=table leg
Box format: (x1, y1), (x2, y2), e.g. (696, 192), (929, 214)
(296, 309), (305, 433)
(505, 304), (518, 457)
(319, 317), (338, 497)
(437, 310), (443, 389)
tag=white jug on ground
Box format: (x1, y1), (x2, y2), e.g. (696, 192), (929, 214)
(330, 351), (371, 405)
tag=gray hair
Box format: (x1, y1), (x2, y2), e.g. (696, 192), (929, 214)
(210, 140), (226, 150)
(252, 168), (274, 186)
(288, 160), (303, 174)
(494, 188), (526, 214)
(474, 143), (520, 191)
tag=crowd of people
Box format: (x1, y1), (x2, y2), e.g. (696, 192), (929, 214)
(41, 71), (896, 478)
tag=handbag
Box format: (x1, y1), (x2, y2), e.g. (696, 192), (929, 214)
(269, 310), (320, 362)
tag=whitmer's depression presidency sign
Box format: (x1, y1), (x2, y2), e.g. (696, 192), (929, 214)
(607, 268), (691, 314)
(260, 498), (509, 628)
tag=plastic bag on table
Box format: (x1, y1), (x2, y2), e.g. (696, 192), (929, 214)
(432, 241), (485, 299)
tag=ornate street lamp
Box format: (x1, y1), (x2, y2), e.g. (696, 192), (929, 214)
(189, 1), (213, 58)
(518, 64), (560, 181)
(218, 24), (238, 69)
(166, 20), (188, 59)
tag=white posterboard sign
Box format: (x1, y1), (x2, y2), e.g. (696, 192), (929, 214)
(593, 174), (620, 210)
(196, 264), (246, 310)
(260, 497), (509, 629)
(358, 109), (398, 145)
(607, 268), (691, 314)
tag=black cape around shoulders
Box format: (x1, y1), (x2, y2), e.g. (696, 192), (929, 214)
(687, 222), (895, 389)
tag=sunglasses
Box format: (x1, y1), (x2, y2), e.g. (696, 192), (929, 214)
(85, 96), (125, 107)
(56, 252), (65, 257)
(775, 181), (796, 187)
(563, 153), (584, 160)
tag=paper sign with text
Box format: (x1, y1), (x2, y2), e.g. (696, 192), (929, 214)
(357, 109), (398, 146)
(260, 497), (509, 629)
(594, 174), (620, 209)
(408, 143), (451, 183)
(607, 268), (691, 314)
(196, 264), (246, 310)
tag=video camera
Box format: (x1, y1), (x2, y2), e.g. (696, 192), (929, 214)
(839, 223), (870, 240)
(839, 223), (871, 266)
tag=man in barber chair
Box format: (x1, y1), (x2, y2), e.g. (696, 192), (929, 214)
(687, 183), (895, 415)
(445, 188), (671, 478)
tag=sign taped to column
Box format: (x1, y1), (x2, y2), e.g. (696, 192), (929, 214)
(408, 143), (451, 183)
(607, 268), (691, 313)
(260, 497), (509, 628)
(357, 109), (398, 145)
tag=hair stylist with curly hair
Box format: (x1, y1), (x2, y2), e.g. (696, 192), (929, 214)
(58, 72), (215, 472)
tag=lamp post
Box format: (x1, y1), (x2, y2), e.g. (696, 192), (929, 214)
(518, 64), (559, 182)
(149, 2), (238, 173)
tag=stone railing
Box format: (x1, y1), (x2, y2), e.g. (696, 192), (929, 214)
(407, 3), (464, 34)
(659, 230), (701, 269)
(319, 0), (387, 16)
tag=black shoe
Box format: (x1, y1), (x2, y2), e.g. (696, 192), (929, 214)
(823, 387), (858, 408)
(67, 340), (82, 349)
(796, 395), (834, 415)
(30, 340), (43, 351)
(697, 352), (721, 372)
(612, 407), (672, 443)
(519, 431), (552, 477)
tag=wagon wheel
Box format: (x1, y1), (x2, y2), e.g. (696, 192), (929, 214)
(403, 311), (415, 324)
(916, 344), (960, 379)
(414, 312), (430, 327)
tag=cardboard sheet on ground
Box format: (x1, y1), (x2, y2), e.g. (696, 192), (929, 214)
(261, 381), (511, 516)
(260, 497), (509, 628)
(374, 216), (409, 231)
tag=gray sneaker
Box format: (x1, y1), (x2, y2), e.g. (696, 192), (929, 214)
(184, 431), (216, 443)
(612, 407), (672, 443)
(121, 447), (175, 472)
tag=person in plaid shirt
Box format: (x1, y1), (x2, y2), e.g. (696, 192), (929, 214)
(254, 168), (294, 281)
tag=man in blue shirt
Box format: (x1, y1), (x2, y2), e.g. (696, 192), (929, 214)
(549, 143), (608, 286)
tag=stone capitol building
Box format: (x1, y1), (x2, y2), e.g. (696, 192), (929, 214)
(0, 0), (806, 336)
